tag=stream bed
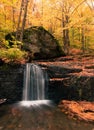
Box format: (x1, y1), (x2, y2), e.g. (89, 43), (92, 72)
(0, 102), (94, 130)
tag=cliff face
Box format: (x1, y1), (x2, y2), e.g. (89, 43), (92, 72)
(37, 56), (94, 102)
(0, 55), (94, 103)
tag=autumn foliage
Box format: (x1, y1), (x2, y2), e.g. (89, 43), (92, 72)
(0, 0), (94, 62)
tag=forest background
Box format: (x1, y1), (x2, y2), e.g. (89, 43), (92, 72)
(0, 0), (94, 63)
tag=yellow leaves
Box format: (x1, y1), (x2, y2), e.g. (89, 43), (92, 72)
(0, 0), (94, 52)
(0, 0), (18, 8)
(0, 48), (26, 62)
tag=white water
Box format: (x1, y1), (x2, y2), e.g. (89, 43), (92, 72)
(20, 100), (52, 107)
(21, 63), (50, 107)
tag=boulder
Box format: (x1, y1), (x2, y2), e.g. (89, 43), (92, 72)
(5, 26), (65, 60)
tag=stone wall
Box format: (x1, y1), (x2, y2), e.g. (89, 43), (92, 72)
(0, 65), (24, 103)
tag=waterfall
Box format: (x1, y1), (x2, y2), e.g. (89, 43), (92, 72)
(23, 63), (48, 101)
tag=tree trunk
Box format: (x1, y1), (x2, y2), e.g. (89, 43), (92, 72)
(12, 6), (15, 32)
(62, 15), (70, 55)
(71, 28), (74, 43)
(16, 0), (24, 40)
(20, 0), (29, 42)
(81, 27), (85, 53)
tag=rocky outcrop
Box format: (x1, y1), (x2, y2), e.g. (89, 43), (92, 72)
(0, 65), (24, 103)
(37, 56), (94, 102)
(0, 56), (94, 103)
(5, 26), (65, 60)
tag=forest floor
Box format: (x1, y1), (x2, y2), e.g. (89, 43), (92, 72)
(58, 100), (94, 123)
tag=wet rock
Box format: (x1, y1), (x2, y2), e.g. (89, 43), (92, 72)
(0, 59), (4, 66)
(0, 65), (24, 103)
(0, 99), (6, 105)
(38, 61), (94, 102)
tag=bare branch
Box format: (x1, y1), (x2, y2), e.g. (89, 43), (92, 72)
(71, 0), (87, 14)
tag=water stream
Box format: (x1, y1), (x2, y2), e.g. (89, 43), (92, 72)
(0, 63), (94, 130)
(0, 103), (94, 130)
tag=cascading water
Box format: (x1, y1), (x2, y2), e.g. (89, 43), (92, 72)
(23, 63), (47, 100)
(20, 63), (50, 107)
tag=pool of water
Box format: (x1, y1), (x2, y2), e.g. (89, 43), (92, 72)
(0, 101), (94, 130)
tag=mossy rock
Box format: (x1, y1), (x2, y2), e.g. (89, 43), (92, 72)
(5, 26), (65, 60)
